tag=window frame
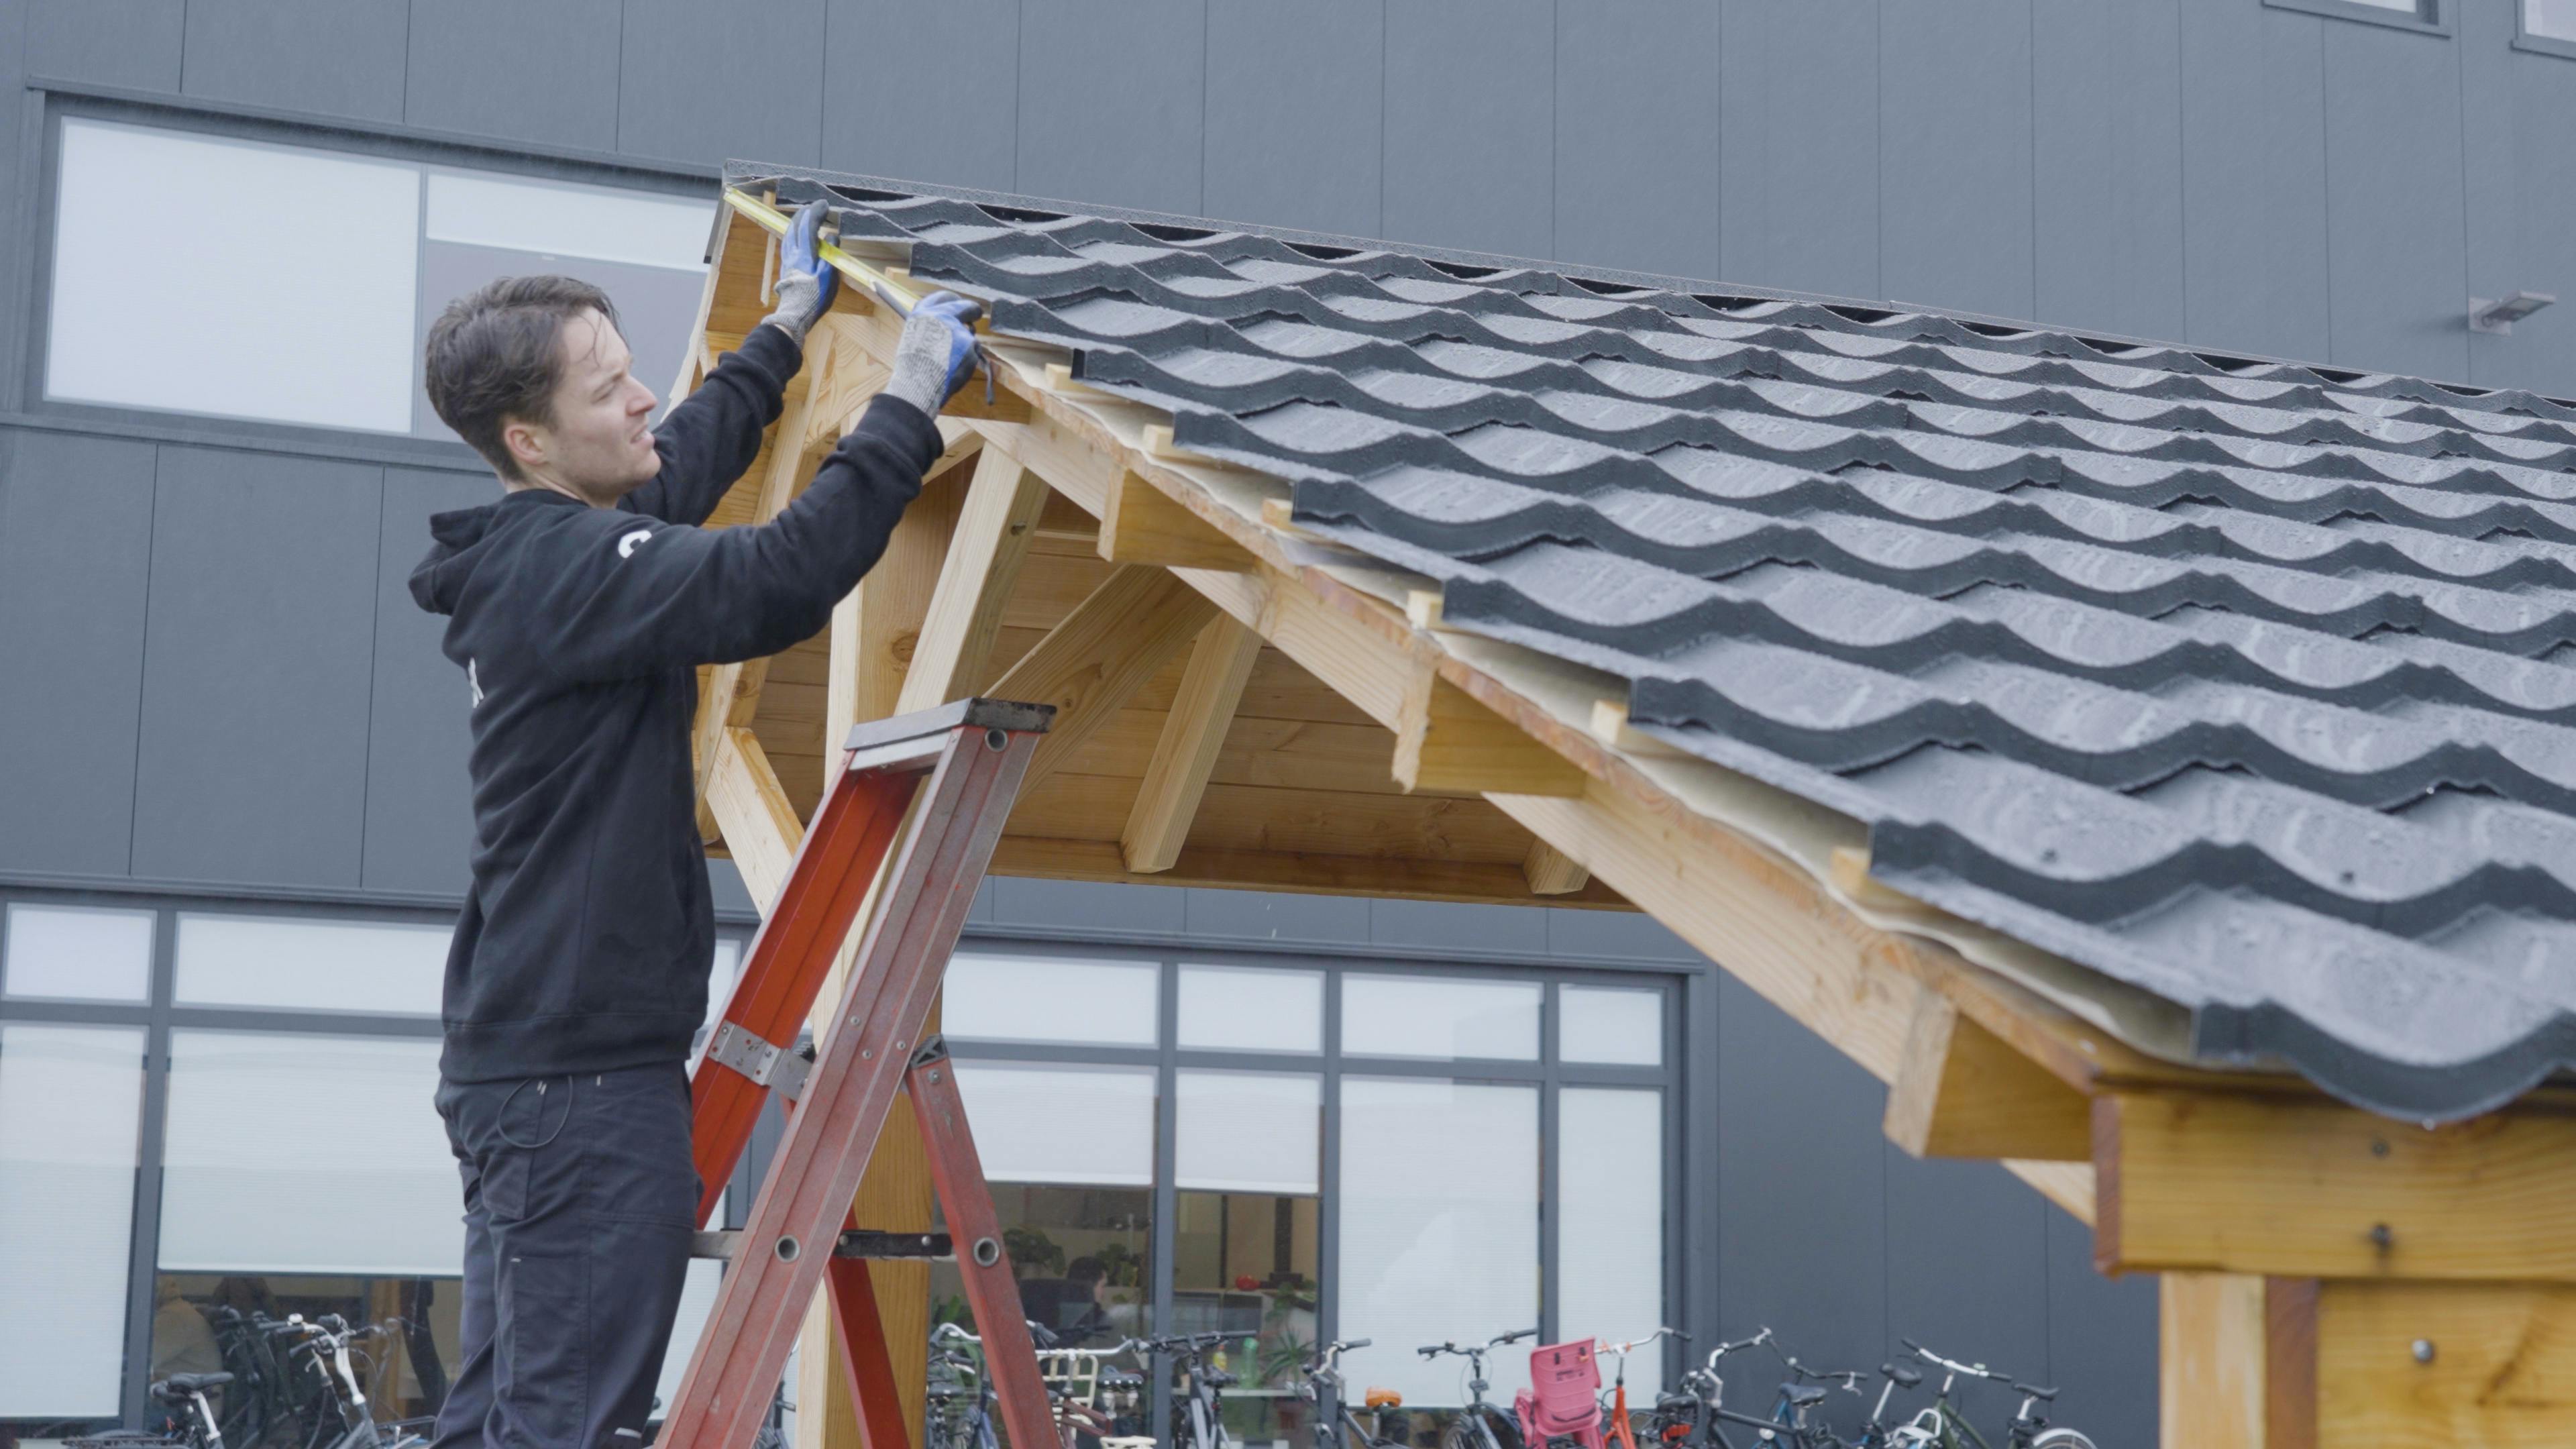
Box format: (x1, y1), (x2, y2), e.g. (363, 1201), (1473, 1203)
(2516, 0), (2576, 57)
(2262, 0), (2452, 36)
(15, 89), (716, 466)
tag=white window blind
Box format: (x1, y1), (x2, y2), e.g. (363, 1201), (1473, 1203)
(3, 903), (153, 1002)
(0, 1024), (145, 1418)
(1560, 985), (1662, 1066)
(1178, 964), (1322, 1054)
(951, 1062), (1156, 1186)
(175, 914), (449, 1016)
(946, 953), (1159, 1047)
(1175, 1071), (1319, 1195)
(1342, 975), (1540, 1060)
(159, 1032), (458, 1275)
(1557, 1089), (1664, 1394)
(425, 172), (712, 270)
(1336, 1077), (1537, 1406)
(49, 119), (421, 432)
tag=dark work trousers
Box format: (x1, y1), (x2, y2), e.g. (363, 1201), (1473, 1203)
(431, 1062), (700, 1449)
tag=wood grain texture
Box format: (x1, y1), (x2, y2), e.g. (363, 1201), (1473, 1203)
(983, 566), (1218, 794)
(1886, 982), (2092, 1163)
(896, 448), (1052, 714)
(2317, 1280), (2576, 1448)
(1122, 616), (1265, 872)
(2097, 1091), (2576, 1282)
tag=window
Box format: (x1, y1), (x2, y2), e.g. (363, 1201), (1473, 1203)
(2261, 0), (2449, 34)
(3, 903), (153, 1002)
(174, 913), (449, 1016)
(0, 1024), (146, 1424)
(2522, 0), (2576, 50)
(46, 116), (710, 441)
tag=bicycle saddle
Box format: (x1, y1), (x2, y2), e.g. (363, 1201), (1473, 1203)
(2011, 1382), (2057, 1401)
(1880, 1364), (1923, 1389)
(1100, 1370), (1144, 1389)
(1780, 1384), (1826, 1408)
(1201, 1368), (1237, 1388)
(152, 1373), (235, 1397)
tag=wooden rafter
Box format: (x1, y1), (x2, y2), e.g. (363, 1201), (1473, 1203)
(1120, 616), (1264, 873)
(894, 446), (1052, 714)
(982, 565), (1218, 796)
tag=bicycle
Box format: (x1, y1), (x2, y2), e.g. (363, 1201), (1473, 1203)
(1301, 1338), (1411, 1449)
(65, 1373), (236, 1449)
(1888, 1341), (2094, 1449)
(1417, 1328), (1538, 1449)
(266, 1314), (430, 1449)
(926, 1322), (1002, 1449)
(1666, 1329), (1841, 1449)
(1840, 1362), (1925, 1449)
(1593, 1328), (1688, 1449)
(1138, 1330), (1242, 1449)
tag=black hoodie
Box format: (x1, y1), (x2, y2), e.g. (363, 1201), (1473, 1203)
(409, 323), (941, 1083)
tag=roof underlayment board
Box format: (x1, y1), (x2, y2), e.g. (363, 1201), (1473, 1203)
(731, 162), (2576, 1125)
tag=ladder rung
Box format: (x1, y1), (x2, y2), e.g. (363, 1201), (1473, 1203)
(690, 1229), (955, 1263)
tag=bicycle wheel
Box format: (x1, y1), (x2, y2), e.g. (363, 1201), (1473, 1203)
(2025, 1431), (2094, 1449)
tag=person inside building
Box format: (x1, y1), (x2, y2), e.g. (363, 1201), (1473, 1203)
(411, 199), (983, 1449)
(1018, 1256), (1116, 1346)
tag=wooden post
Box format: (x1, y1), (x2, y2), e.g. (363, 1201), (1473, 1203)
(2159, 1273), (2314, 1449)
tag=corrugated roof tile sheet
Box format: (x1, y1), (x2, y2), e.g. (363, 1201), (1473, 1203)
(749, 166), (2576, 1121)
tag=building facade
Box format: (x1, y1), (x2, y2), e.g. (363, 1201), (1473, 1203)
(7, 3), (2575, 1446)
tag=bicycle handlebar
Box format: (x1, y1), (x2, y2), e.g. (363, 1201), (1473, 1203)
(1700, 1328), (1774, 1367)
(1899, 1340), (1994, 1381)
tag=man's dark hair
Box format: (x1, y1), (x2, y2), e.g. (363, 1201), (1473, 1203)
(423, 275), (622, 480)
(1065, 1257), (1106, 1288)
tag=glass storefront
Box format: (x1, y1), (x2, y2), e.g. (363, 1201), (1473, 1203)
(0, 897), (1680, 1449)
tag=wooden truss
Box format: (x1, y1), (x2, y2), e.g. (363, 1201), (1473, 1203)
(676, 193), (2576, 1449)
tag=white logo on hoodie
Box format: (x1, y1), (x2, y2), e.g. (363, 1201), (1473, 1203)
(468, 658), (485, 708)
(617, 527), (654, 558)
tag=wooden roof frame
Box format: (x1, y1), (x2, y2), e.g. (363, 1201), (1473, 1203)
(680, 191), (2576, 1448)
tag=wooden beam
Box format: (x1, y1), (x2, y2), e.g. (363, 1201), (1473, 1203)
(984, 566), (1219, 795)
(1395, 675), (1589, 796)
(994, 835), (1632, 907)
(2316, 1280), (2576, 1448)
(1884, 981), (2092, 1162)
(2096, 1090), (2576, 1282)
(1099, 470), (1254, 570)
(1120, 616), (1264, 873)
(705, 727), (801, 910)
(1521, 837), (1590, 895)
(2159, 1273), (2316, 1449)
(894, 448), (1052, 714)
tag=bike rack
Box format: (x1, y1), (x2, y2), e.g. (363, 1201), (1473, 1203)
(661, 698), (1059, 1449)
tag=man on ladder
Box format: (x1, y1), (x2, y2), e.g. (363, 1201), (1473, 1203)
(409, 199), (983, 1449)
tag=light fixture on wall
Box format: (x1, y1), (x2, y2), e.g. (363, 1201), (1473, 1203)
(2471, 291), (2557, 335)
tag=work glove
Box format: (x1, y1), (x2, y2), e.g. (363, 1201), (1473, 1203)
(884, 290), (987, 417)
(759, 199), (841, 345)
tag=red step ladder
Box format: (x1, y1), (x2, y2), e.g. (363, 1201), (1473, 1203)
(664, 698), (1061, 1449)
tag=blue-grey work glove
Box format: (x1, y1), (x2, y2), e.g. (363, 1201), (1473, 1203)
(884, 290), (986, 417)
(760, 199), (841, 345)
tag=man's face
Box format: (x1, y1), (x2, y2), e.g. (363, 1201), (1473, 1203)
(506, 309), (660, 503)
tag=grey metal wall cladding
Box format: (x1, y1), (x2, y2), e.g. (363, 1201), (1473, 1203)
(398, 0), (624, 154)
(1552, 3), (1724, 282)
(765, 167), (2576, 1120)
(2320, 19), (2471, 386)
(1201, 0), (1387, 241)
(614, 0), (824, 168)
(822, 0), (1020, 194)
(25, 0), (185, 91)
(1381, 0), (1557, 260)
(2178, 2), (2334, 364)
(178, 0), (410, 123)
(1717, 1), (1884, 303)
(2463, 2), (2576, 397)
(2043, 1212), (2160, 1449)
(1880, 1148), (2054, 1439)
(129, 447), (383, 889)
(1879, 1), (2037, 323)
(2031, 0), (2186, 343)
(362, 468), (490, 897)
(1017, 0), (1206, 217)
(0, 431), (157, 877)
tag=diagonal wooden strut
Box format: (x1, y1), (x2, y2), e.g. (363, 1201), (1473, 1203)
(670, 698), (1055, 1449)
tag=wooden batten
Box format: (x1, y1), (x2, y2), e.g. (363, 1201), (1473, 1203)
(1395, 674), (1589, 796)
(1521, 837), (1590, 895)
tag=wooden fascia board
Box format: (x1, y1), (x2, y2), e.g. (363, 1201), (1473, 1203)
(2094, 1089), (2576, 1283)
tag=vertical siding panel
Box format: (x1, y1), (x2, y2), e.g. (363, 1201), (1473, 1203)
(179, 0), (411, 122)
(1878, 0), (2035, 320)
(1381, 0), (1556, 259)
(0, 432), (157, 877)
(405, 0), (623, 153)
(2461, 2), (2576, 395)
(129, 448), (381, 889)
(2180, 1), (2331, 362)
(1716, 0), (1880, 299)
(360, 468), (490, 897)
(2032, 0), (2186, 340)
(28, 0), (185, 91)
(1016, 0), (1207, 215)
(1203, 0), (1384, 236)
(618, 0), (824, 168)
(1553, 0), (1722, 280)
(821, 0), (1020, 190)
(2318, 17), (2468, 381)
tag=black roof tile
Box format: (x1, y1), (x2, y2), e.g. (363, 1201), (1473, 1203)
(743, 163), (2576, 1120)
